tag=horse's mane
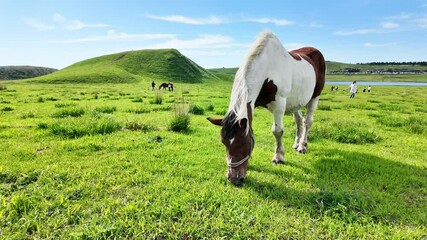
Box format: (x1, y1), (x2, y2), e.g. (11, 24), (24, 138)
(224, 31), (277, 133)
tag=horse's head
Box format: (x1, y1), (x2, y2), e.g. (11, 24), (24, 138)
(208, 114), (254, 186)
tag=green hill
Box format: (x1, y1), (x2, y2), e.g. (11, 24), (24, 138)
(32, 49), (215, 83)
(208, 67), (239, 81)
(0, 66), (57, 80)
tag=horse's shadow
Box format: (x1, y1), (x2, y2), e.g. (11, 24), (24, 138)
(245, 149), (426, 225)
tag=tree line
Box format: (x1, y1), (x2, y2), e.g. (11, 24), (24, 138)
(357, 62), (427, 66)
(0, 66), (57, 80)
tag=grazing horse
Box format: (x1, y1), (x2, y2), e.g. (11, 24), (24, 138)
(159, 82), (174, 91)
(159, 83), (169, 91)
(208, 31), (325, 186)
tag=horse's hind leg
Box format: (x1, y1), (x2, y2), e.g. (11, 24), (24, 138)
(293, 111), (303, 150)
(297, 96), (320, 153)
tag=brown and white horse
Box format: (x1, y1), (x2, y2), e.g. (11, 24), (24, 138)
(208, 31), (325, 186)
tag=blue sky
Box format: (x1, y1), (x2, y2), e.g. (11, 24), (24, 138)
(1, 0), (427, 69)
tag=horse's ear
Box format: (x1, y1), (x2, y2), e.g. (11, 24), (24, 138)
(207, 117), (223, 126)
(238, 118), (248, 128)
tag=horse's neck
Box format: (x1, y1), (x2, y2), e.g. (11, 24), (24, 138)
(244, 48), (290, 107)
(230, 33), (290, 122)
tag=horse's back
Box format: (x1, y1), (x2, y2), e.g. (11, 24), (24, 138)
(289, 47), (326, 98)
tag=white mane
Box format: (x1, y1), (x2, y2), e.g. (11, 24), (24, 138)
(226, 31), (277, 125)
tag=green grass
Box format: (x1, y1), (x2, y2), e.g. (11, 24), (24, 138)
(1, 106), (13, 112)
(51, 107), (85, 118)
(0, 78), (426, 239)
(310, 120), (381, 144)
(373, 114), (426, 134)
(149, 91), (163, 104)
(94, 106), (117, 114)
(189, 104), (205, 115)
(48, 115), (122, 138)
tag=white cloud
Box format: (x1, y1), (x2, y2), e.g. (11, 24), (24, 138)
(308, 21), (323, 28)
(334, 29), (376, 36)
(381, 21), (399, 29)
(146, 14), (294, 26)
(334, 12), (427, 35)
(52, 13), (66, 22)
(384, 13), (411, 20)
(48, 30), (175, 44)
(246, 17), (294, 26)
(52, 13), (110, 30)
(24, 13), (110, 31)
(146, 14), (226, 25)
(380, 13), (427, 29)
(414, 17), (427, 28)
(143, 34), (239, 49)
(23, 18), (55, 31)
(363, 42), (396, 48)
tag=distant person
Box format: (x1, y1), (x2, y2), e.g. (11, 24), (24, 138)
(335, 86), (339, 91)
(331, 86), (335, 91)
(363, 87), (366, 92)
(349, 81), (357, 98)
(368, 86), (371, 92)
(151, 81), (156, 91)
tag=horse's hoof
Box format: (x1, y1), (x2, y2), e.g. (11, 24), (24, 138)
(271, 159), (285, 164)
(296, 148), (307, 154)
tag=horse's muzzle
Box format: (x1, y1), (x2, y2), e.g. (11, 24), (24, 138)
(230, 176), (245, 186)
(227, 170), (245, 186)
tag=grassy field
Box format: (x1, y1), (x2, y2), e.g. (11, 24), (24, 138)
(0, 78), (426, 239)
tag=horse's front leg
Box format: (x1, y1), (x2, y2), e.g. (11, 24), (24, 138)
(269, 98), (286, 164)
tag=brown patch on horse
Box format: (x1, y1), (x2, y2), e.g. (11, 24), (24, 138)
(255, 79), (278, 108)
(289, 47), (326, 99)
(289, 51), (302, 61)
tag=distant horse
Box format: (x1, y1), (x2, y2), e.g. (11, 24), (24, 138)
(159, 82), (174, 91)
(159, 83), (168, 91)
(208, 31), (325, 186)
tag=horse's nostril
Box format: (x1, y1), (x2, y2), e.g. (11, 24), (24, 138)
(235, 176), (245, 185)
